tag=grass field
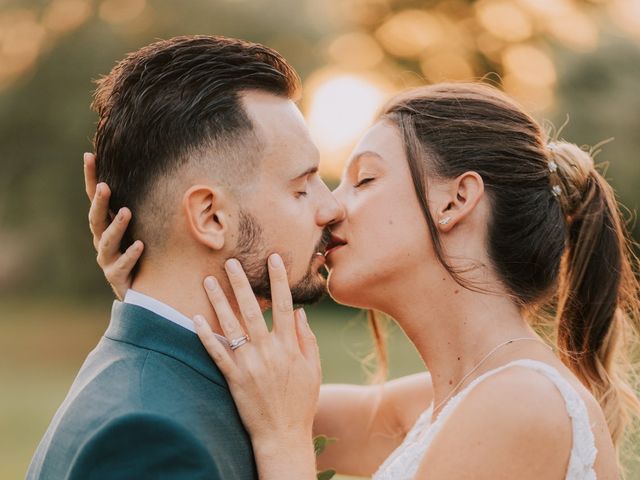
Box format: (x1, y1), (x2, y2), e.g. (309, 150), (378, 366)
(1, 298), (638, 479)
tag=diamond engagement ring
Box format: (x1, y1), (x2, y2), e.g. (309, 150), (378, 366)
(229, 335), (250, 351)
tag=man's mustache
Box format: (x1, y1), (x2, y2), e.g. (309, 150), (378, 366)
(316, 228), (332, 255)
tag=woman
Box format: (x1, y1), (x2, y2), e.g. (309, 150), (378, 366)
(86, 83), (639, 479)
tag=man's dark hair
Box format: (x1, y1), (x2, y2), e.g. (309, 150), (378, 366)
(91, 35), (300, 253)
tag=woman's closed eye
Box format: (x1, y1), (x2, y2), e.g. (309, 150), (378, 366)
(354, 177), (375, 188)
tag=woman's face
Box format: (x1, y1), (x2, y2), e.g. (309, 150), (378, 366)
(327, 120), (443, 309)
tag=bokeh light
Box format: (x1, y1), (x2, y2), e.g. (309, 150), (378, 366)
(304, 69), (391, 177)
(476, 0), (533, 43)
(376, 10), (443, 58)
(99, 0), (147, 24)
(43, 0), (92, 35)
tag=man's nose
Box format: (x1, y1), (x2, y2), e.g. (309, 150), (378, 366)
(317, 184), (345, 226)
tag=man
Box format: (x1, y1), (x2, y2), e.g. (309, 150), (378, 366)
(28, 35), (343, 479)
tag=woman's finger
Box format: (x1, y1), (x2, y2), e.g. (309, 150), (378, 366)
(203, 276), (247, 345)
(83, 152), (97, 200)
(88, 182), (112, 248)
(96, 208), (132, 266)
(114, 240), (144, 274)
(103, 240), (144, 300)
(295, 309), (320, 370)
(224, 259), (270, 339)
(224, 259), (269, 341)
(193, 315), (237, 379)
(268, 253), (296, 346)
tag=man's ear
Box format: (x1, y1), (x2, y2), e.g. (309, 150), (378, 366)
(435, 171), (484, 232)
(182, 185), (231, 250)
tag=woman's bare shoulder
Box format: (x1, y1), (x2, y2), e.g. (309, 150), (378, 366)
(415, 366), (574, 480)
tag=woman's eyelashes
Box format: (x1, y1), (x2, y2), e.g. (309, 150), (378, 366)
(353, 177), (375, 188)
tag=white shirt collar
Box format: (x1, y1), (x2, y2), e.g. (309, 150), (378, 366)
(123, 289), (229, 345)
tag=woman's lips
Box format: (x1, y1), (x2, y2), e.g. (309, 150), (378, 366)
(325, 234), (347, 258)
(325, 244), (344, 257)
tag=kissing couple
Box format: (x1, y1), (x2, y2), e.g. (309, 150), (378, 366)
(29, 35), (638, 479)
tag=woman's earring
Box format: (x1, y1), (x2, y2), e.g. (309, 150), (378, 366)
(438, 216), (452, 226)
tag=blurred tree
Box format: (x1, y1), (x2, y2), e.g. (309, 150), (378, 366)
(553, 35), (640, 241)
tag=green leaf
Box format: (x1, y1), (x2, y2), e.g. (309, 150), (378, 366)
(316, 469), (336, 480)
(313, 434), (336, 456)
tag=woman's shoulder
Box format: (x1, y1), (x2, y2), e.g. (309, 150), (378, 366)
(416, 363), (574, 480)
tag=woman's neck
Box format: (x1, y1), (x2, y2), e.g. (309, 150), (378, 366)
(376, 270), (541, 414)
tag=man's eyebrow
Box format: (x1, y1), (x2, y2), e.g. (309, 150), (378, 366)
(290, 165), (318, 180)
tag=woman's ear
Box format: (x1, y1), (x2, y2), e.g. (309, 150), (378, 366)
(182, 185), (230, 250)
(436, 171), (484, 232)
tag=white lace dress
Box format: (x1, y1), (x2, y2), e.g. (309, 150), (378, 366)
(373, 359), (597, 480)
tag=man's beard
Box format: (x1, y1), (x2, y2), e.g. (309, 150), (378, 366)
(232, 211), (329, 305)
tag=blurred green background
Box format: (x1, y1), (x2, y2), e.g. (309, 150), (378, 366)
(1, 0), (639, 478)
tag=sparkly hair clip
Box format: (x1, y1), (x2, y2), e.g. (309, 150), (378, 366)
(547, 144), (561, 197)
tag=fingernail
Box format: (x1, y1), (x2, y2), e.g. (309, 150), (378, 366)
(225, 258), (240, 273)
(96, 184), (102, 197)
(296, 309), (308, 330)
(269, 253), (283, 268)
(117, 209), (125, 222)
(83, 152), (90, 164)
(204, 277), (217, 290)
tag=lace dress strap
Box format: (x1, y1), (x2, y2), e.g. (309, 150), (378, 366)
(373, 359), (597, 480)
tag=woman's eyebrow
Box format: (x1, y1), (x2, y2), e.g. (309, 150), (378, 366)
(347, 150), (383, 170)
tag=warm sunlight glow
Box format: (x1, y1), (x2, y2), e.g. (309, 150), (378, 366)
(502, 44), (556, 88)
(420, 50), (475, 82)
(547, 8), (598, 51)
(304, 70), (391, 178)
(517, 0), (573, 18)
(0, 10), (46, 88)
(43, 0), (92, 35)
(476, 0), (533, 42)
(99, 0), (146, 24)
(376, 10), (443, 58)
(328, 32), (385, 70)
(609, 0), (640, 40)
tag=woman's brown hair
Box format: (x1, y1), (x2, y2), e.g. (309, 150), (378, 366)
(369, 83), (640, 454)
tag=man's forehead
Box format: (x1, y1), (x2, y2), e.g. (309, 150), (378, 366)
(241, 91), (319, 176)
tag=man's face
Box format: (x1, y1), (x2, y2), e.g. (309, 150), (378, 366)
(232, 92), (343, 304)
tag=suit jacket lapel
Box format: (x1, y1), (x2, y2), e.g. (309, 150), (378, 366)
(105, 301), (228, 388)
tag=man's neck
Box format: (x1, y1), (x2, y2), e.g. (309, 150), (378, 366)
(131, 262), (230, 337)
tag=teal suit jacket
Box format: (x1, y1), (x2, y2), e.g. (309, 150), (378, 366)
(27, 302), (257, 479)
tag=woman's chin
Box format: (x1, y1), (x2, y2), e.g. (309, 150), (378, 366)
(326, 270), (367, 309)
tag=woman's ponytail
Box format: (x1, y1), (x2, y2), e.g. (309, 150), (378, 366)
(551, 141), (640, 448)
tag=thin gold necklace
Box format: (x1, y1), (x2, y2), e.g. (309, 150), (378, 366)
(432, 337), (548, 415)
